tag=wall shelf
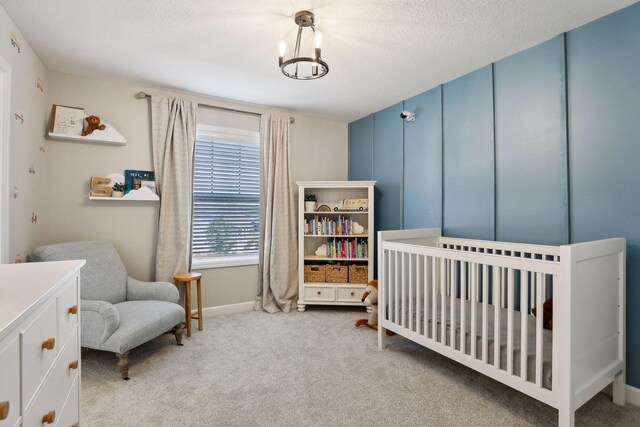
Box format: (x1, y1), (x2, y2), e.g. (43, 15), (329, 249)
(89, 187), (158, 201)
(48, 122), (126, 146)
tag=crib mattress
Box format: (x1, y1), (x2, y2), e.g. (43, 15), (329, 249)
(392, 298), (553, 390)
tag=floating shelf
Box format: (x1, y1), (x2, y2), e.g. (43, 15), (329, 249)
(89, 187), (159, 201)
(48, 122), (126, 146)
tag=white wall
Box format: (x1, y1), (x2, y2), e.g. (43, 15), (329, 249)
(45, 72), (348, 308)
(0, 6), (50, 262)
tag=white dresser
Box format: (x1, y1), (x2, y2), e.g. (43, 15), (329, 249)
(0, 260), (85, 427)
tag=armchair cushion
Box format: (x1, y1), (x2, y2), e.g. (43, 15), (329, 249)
(127, 277), (179, 303)
(81, 299), (120, 349)
(100, 300), (185, 354)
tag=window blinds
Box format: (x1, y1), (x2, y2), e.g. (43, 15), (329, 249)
(192, 137), (260, 257)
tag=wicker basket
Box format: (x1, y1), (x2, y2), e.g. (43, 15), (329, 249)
(304, 265), (325, 283)
(349, 264), (368, 284)
(326, 265), (349, 283)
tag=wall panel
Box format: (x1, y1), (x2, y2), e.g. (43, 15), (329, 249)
(442, 66), (495, 240)
(403, 87), (442, 229)
(494, 35), (568, 245)
(348, 115), (373, 181)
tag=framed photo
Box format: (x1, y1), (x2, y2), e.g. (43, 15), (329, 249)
(124, 170), (155, 194)
(50, 104), (84, 135)
(140, 180), (156, 194)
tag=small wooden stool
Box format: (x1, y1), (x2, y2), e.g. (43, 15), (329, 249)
(174, 272), (203, 337)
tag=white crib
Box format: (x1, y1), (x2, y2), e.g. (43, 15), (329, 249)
(378, 228), (626, 426)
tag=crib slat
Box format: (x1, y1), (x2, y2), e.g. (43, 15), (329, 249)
(535, 272), (544, 387)
(460, 262), (467, 355)
(432, 257), (437, 340)
(450, 260), (457, 349)
(470, 263), (477, 359)
(482, 264), (489, 363)
(520, 271), (529, 381)
(416, 255), (421, 335)
(409, 254), (414, 332)
(423, 256), (429, 338)
(440, 257), (447, 345)
(395, 251), (400, 325)
(402, 253), (407, 328)
(494, 267), (501, 369)
(507, 268), (514, 375)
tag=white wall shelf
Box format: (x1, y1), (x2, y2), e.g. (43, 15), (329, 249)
(48, 122), (126, 146)
(88, 173), (159, 201)
(297, 180), (375, 312)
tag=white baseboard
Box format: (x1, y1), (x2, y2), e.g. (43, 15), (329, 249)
(627, 384), (640, 407)
(195, 301), (254, 318)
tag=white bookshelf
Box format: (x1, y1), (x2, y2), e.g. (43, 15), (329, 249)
(296, 181), (375, 312)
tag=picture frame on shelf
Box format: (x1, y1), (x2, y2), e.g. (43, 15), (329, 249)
(124, 170), (155, 194)
(49, 104), (84, 135)
(140, 180), (156, 194)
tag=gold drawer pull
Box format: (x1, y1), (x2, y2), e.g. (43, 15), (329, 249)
(69, 360), (79, 370)
(68, 305), (78, 315)
(350, 292), (355, 296)
(41, 338), (56, 350)
(317, 291), (321, 295)
(0, 401), (9, 421)
(42, 410), (55, 424)
(72, 423), (79, 427)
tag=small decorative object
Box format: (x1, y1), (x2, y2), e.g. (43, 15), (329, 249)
(124, 170), (155, 194)
(354, 280), (393, 336)
(331, 201), (343, 211)
(342, 198), (368, 211)
(28, 165), (35, 174)
(140, 180), (156, 194)
(31, 212), (37, 224)
(315, 244), (328, 256)
(14, 253), (22, 264)
(13, 186), (18, 199)
(36, 78), (44, 92)
(304, 193), (317, 212)
(82, 115), (106, 136)
(10, 33), (20, 53)
(111, 182), (125, 197)
(14, 112), (24, 124)
(90, 175), (111, 197)
(39, 144), (45, 153)
(50, 105), (84, 135)
(316, 204), (331, 212)
(352, 221), (364, 235)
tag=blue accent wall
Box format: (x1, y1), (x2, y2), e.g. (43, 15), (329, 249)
(443, 66), (495, 240)
(373, 102), (404, 232)
(348, 115), (373, 181)
(494, 35), (569, 245)
(403, 87), (442, 229)
(347, 2), (640, 387)
(567, 3), (640, 387)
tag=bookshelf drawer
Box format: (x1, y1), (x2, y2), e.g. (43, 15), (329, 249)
(304, 286), (335, 302)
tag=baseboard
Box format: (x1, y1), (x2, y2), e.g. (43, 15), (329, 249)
(602, 383), (640, 407)
(196, 301), (254, 318)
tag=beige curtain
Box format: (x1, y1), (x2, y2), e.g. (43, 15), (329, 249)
(151, 95), (197, 284)
(255, 115), (298, 313)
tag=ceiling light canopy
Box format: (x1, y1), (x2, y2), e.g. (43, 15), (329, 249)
(278, 10), (329, 80)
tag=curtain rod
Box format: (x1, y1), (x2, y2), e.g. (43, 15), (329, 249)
(136, 91), (294, 124)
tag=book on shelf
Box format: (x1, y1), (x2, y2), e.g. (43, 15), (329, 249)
(325, 238), (368, 259)
(304, 215), (362, 236)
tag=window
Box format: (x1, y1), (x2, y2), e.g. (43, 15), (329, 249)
(192, 125), (260, 268)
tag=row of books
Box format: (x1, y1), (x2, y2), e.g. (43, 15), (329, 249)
(304, 216), (360, 235)
(326, 238), (368, 259)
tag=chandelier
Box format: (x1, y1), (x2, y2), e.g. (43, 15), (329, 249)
(278, 10), (329, 80)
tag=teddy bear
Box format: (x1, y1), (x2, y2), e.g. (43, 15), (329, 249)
(82, 115), (106, 136)
(532, 298), (553, 330)
(355, 280), (394, 335)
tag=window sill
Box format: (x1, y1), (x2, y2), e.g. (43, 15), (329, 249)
(192, 255), (259, 270)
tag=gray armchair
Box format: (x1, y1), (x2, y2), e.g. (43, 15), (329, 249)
(30, 240), (185, 380)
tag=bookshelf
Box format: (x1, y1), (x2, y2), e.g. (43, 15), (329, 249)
(296, 181), (375, 312)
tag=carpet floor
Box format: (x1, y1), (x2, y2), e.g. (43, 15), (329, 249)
(82, 307), (640, 426)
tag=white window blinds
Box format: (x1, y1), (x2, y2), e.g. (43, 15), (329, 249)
(192, 128), (260, 257)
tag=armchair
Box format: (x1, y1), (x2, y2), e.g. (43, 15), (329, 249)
(30, 240), (185, 380)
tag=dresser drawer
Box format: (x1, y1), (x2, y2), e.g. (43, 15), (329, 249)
(336, 286), (365, 303)
(58, 277), (78, 347)
(22, 328), (78, 427)
(304, 286), (335, 301)
(57, 375), (79, 427)
(21, 299), (57, 410)
(0, 336), (20, 427)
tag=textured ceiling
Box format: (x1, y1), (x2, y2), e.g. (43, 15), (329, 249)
(1, 0), (637, 122)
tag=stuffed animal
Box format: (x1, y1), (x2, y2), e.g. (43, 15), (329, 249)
(532, 298), (553, 330)
(82, 115), (106, 136)
(355, 280), (379, 330)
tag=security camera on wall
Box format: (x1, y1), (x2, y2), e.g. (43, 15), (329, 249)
(400, 110), (415, 122)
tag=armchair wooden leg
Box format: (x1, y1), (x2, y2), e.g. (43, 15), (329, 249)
(116, 352), (130, 380)
(172, 322), (185, 346)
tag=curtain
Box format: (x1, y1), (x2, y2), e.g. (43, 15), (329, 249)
(255, 115), (297, 313)
(151, 96), (197, 285)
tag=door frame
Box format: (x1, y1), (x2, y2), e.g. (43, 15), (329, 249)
(0, 55), (11, 263)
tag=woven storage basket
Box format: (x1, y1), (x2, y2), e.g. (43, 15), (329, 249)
(304, 265), (325, 282)
(326, 265), (348, 283)
(348, 264), (368, 284)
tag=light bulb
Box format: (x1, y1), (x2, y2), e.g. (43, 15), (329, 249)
(314, 33), (322, 49)
(279, 41), (286, 57)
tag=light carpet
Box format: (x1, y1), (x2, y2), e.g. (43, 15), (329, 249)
(82, 307), (640, 426)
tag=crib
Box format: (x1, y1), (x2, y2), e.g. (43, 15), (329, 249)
(377, 228), (626, 426)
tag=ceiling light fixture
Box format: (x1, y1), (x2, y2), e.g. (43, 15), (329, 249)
(278, 10), (329, 80)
